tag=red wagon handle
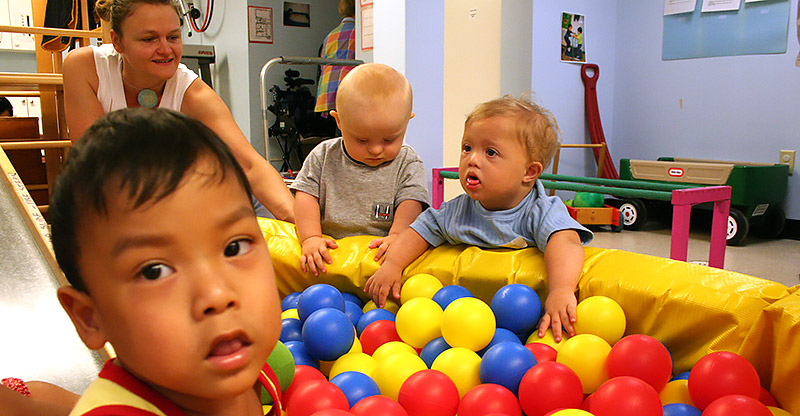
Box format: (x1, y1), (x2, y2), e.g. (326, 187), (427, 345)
(581, 63), (619, 180)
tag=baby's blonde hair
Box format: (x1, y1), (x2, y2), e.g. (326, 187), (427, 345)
(336, 63), (413, 117)
(465, 96), (561, 169)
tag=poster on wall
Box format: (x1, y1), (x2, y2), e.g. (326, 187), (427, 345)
(664, 0), (697, 15)
(561, 12), (585, 63)
(248, 6), (273, 44)
(360, 1), (374, 51)
(283, 2), (310, 27)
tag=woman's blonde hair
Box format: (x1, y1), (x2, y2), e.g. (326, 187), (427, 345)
(465, 96), (561, 169)
(95, 0), (181, 34)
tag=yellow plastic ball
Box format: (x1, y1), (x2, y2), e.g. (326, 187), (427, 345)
(348, 335), (362, 354)
(372, 351), (427, 400)
(573, 296), (626, 345)
(281, 308), (299, 320)
(768, 406), (793, 416)
(526, 328), (570, 351)
(556, 333), (611, 394)
(400, 273), (444, 304)
(363, 299), (400, 314)
(329, 352), (377, 379)
(431, 347), (482, 397)
(441, 297), (495, 351)
(372, 341), (418, 363)
(395, 297), (443, 348)
(550, 410), (594, 416)
(660, 379), (693, 405)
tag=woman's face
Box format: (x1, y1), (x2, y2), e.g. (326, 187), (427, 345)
(112, 3), (183, 84)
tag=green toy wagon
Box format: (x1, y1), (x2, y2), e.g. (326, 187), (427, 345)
(616, 157), (789, 245)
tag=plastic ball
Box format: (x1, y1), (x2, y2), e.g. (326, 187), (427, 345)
(526, 329), (569, 351)
(525, 342), (557, 363)
(351, 395), (408, 416)
(672, 371), (691, 381)
(371, 351), (427, 400)
(356, 308), (396, 336)
(547, 410), (594, 416)
(281, 318), (303, 343)
(556, 333), (611, 393)
(441, 297), (496, 351)
(282, 365), (328, 407)
(490, 284), (542, 336)
(767, 406), (793, 416)
(432, 285), (474, 310)
(359, 319), (402, 355)
(400, 273), (444, 304)
(298, 284), (346, 322)
(573, 296), (626, 345)
(660, 379), (694, 405)
(759, 386), (779, 407)
(431, 347), (482, 397)
(309, 410), (355, 416)
(301, 308), (355, 361)
(477, 328), (522, 356)
(342, 292), (365, 308)
(398, 369), (460, 416)
(688, 351), (761, 409)
(282, 308), (300, 320)
(702, 394), (772, 416)
(607, 334), (672, 392)
(363, 299), (400, 314)
(330, 352), (377, 379)
(420, 336), (451, 368)
(285, 379), (350, 416)
(348, 335), (362, 354)
(285, 341), (320, 369)
(267, 341), (295, 391)
(344, 301), (365, 327)
(662, 403), (701, 416)
(573, 192), (604, 208)
(479, 342), (537, 395)
(372, 341), (418, 363)
(395, 297), (444, 348)
(589, 376), (662, 416)
(457, 383), (521, 416)
(282, 292), (301, 311)
(518, 361), (583, 416)
(330, 371), (381, 408)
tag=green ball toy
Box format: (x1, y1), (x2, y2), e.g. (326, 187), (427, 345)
(572, 192), (604, 208)
(261, 340), (295, 405)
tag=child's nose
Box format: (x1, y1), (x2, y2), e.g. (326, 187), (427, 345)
(369, 144), (383, 155)
(193, 267), (239, 318)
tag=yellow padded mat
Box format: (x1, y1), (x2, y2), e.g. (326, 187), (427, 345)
(258, 218), (798, 412)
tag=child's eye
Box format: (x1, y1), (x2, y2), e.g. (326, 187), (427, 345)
(462, 144), (472, 153)
(486, 148), (498, 156)
(224, 239), (253, 257)
(139, 263), (174, 280)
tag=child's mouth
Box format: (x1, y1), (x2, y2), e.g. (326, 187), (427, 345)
(465, 175), (480, 187)
(207, 332), (252, 360)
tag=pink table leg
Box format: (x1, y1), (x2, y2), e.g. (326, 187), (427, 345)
(670, 186), (732, 269)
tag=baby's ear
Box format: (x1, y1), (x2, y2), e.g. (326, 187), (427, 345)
(524, 160), (544, 183)
(57, 286), (108, 350)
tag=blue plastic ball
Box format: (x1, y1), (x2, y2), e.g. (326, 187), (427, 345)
(330, 371), (381, 407)
(280, 318), (303, 343)
(479, 341), (537, 395)
(344, 301), (364, 327)
(490, 284), (542, 336)
(420, 336), (451, 368)
(671, 371), (691, 381)
(281, 292), (301, 311)
(356, 308), (396, 336)
(297, 284), (346, 322)
(477, 327), (522, 356)
(301, 308), (355, 361)
(284, 340), (320, 369)
(663, 403), (702, 416)
(432, 285), (474, 310)
(342, 292), (365, 309)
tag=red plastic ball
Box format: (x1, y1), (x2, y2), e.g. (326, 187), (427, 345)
(310, 411), (355, 416)
(286, 379), (349, 416)
(589, 376), (662, 416)
(702, 394), (772, 416)
(687, 351), (761, 410)
(525, 342), (557, 363)
(351, 395), (408, 416)
(758, 386), (778, 407)
(457, 383), (521, 416)
(518, 361), (583, 416)
(397, 369), (460, 416)
(360, 320), (403, 355)
(283, 365), (328, 405)
(606, 334), (672, 392)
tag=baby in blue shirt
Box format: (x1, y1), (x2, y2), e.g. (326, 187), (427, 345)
(365, 96), (592, 341)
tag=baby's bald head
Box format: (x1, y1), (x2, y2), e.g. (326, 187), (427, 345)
(335, 63), (413, 121)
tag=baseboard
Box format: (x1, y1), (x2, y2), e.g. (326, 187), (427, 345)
(782, 219), (800, 240)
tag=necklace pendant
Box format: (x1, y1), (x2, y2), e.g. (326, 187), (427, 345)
(137, 89), (158, 109)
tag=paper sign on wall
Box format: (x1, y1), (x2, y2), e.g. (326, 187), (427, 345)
(248, 6), (273, 44)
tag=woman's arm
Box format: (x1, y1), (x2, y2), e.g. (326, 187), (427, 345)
(62, 47), (106, 141)
(181, 80), (295, 222)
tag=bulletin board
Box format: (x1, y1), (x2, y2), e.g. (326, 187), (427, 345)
(662, 0), (791, 60)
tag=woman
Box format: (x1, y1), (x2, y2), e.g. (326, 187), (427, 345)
(62, 0), (294, 222)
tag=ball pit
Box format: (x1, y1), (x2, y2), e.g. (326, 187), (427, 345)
(518, 361), (583, 416)
(457, 383), (521, 416)
(479, 342), (537, 395)
(371, 351), (427, 400)
(688, 351), (761, 409)
(572, 296), (626, 345)
(329, 352), (377, 379)
(281, 318), (303, 343)
(397, 369), (460, 416)
(395, 297), (444, 348)
(344, 301), (364, 326)
(355, 308), (396, 336)
(606, 334), (672, 392)
(282, 365), (328, 407)
(431, 347), (482, 397)
(526, 328), (569, 351)
(431, 285), (473, 310)
(419, 336), (451, 368)
(350, 395), (408, 416)
(285, 340), (320, 369)
(285, 378), (349, 416)
(662, 403), (701, 416)
(297, 284), (346, 322)
(372, 341), (418, 363)
(400, 273), (444, 304)
(282, 292), (301, 311)
(477, 328), (522, 356)
(589, 376), (662, 416)
(525, 342), (557, 363)
(660, 379), (693, 405)
(556, 333), (611, 394)
(359, 319), (402, 355)
(440, 297), (496, 351)
(301, 308), (355, 361)
(329, 371), (380, 407)
(702, 394), (771, 416)
(490, 283), (542, 336)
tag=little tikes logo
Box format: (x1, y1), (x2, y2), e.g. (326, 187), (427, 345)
(668, 167), (684, 177)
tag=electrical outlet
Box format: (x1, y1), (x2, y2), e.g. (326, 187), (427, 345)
(779, 150), (795, 174)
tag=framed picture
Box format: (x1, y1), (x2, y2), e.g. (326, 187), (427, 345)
(284, 2), (310, 27)
(248, 6), (273, 44)
(561, 12), (585, 63)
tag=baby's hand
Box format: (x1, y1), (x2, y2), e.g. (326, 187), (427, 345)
(537, 288), (578, 343)
(300, 236), (339, 276)
(369, 234), (398, 263)
(364, 265), (402, 308)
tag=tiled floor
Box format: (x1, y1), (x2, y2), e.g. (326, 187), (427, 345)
(588, 222), (800, 288)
